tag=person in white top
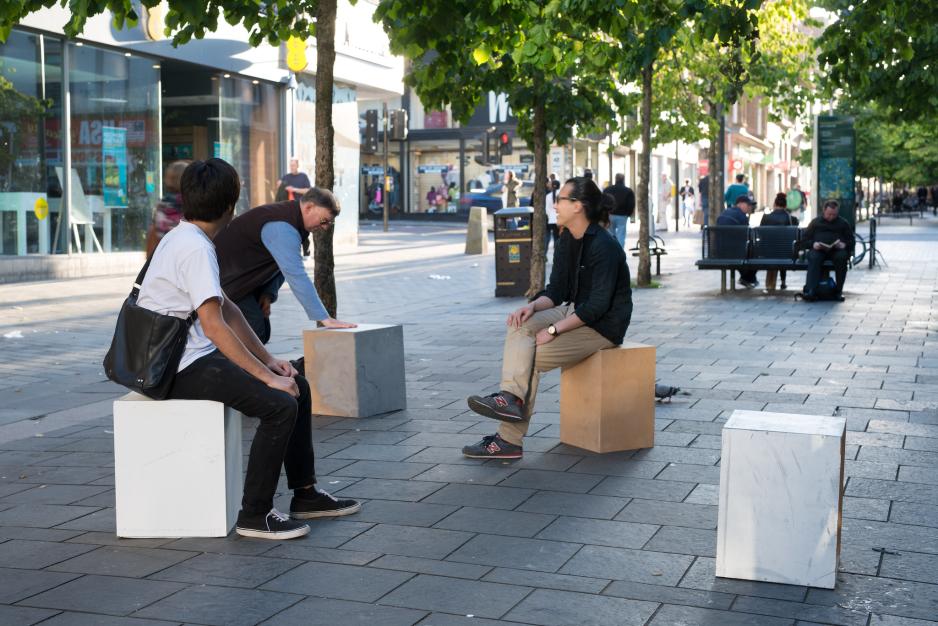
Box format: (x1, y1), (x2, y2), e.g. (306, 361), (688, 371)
(544, 176), (559, 252)
(135, 158), (360, 540)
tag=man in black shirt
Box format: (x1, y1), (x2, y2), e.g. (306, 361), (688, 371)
(276, 157), (312, 201)
(461, 177), (633, 459)
(802, 200), (855, 301)
(603, 173), (635, 248)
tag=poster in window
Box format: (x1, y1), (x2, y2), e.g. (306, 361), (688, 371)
(102, 126), (128, 206)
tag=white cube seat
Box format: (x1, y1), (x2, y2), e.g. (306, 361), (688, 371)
(113, 392), (242, 538)
(716, 410), (846, 589)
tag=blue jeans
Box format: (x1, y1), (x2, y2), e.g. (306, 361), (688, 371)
(609, 215), (628, 247)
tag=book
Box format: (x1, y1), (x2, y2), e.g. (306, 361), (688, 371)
(816, 239), (842, 250)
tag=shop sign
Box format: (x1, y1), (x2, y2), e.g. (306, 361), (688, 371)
(731, 159), (743, 171)
(520, 154), (534, 163)
(466, 91), (518, 128)
(361, 165), (384, 175)
(417, 164), (450, 174)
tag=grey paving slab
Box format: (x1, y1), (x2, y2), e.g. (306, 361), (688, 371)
(0, 484), (110, 505)
(497, 468), (604, 493)
(414, 612), (517, 626)
(335, 477), (447, 502)
(0, 566), (79, 604)
(434, 506), (555, 538)
(18, 574), (185, 616)
(590, 476), (695, 502)
(340, 523), (474, 559)
(805, 573), (938, 622)
(732, 594), (870, 626)
(603, 579), (735, 610)
(369, 554), (491, 580)
(263, 543), (381, 565)
(880, 550), (938, 585)
(482, 567), (608, 594)
(889, 501), (938, 527)
(147, 553), (303, 588)
(503, 588), (657, 626)
(678, 556), (808, 601)
(536, 516), (658, 550)
(649, 604), (794, 626)
(261, 596), (428, 626)
(134, 585), (301, 626)
(48, 546), (198, 578)
(0, 538), (96, 569)
(616, 499), (717, 529)
(446, 534), (580, 572)
(515, 491), (629, 520)
(558, 544), (693, 585)
(644, 525), (717, 557)
(0, 604), (60, 626)
(330, 460), (435, 480)
(423, 483), (536, 510)
(0, 504), (100, 528)
(377, 574), (531, 619)
(262, 561), (414, 602)
(412, 463), (518, 485)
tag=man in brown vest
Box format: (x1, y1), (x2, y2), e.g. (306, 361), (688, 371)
(214, 188), (356, 346)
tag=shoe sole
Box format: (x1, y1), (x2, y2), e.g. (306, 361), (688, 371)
(235, 524), (310, 540)
(467, 397), (525, 423)
(462, 451), (523, 459)
(290, 502), (362, 519)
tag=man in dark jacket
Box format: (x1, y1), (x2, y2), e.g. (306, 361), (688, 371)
(802, 200), (855, 301)
(214, 188), (356, 345)
(717, 195), (758, 288)
(603, 173), (635, 248)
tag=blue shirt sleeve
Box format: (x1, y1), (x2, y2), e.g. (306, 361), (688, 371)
(260, 222), (328, 321)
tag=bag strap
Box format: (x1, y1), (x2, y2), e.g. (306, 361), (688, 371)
(130, 256), (199, 327)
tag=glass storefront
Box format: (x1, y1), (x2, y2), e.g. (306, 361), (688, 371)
(0, 30), (62, 255)
(69, 42), (160, 252)
(0, 28), (284, 257)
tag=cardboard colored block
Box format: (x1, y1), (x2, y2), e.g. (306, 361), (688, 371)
(716, 410), (846, 589)
(113, 393), (242, 538)
(303, 323), (406, 417)
(559, 342), (656, 453)
(465, 206), (489, 255)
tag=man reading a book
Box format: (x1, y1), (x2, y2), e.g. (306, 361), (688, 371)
(802, 200), (854, 301)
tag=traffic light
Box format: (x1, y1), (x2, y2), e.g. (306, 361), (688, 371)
(389, 109), (408, 141)
(363, 109), (378, 153)
(498, 131), (512, 155)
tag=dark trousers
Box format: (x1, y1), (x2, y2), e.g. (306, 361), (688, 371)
(168, 350), (316, 516)
(806, 248), (850, 293)
(545, 224), (559, 251)
(235, 273), (286, 345)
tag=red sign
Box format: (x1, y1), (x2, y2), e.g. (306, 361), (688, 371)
(731, 159), (743, 171)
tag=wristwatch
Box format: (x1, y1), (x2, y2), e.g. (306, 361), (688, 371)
(547, 324), (559, 336)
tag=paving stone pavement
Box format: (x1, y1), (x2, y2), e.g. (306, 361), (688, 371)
(1, 217), (937, 625)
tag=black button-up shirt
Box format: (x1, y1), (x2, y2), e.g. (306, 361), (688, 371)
(538, 223), (633, 345)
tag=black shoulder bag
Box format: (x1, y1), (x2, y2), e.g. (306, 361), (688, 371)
(103, 258), (197, 400)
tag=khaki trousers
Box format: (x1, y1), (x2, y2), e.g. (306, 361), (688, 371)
(498, 303), (614, 445)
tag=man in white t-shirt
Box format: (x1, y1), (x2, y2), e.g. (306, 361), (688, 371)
(136, 158), (360, 540)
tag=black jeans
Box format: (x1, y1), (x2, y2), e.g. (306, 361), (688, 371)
(236, 273), (286, 345)
(806, 248), (850, 294)
(168, 350), (316, 516)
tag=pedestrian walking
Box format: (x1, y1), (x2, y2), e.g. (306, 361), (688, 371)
(276, 157), (312, 201)
(603, 173), (635, 248)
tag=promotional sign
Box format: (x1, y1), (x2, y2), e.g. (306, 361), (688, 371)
(102, 126), (128, 207)
(33, 197), (48, 220)
(814, 115), (856, 225)
(417, 164), (450, 174)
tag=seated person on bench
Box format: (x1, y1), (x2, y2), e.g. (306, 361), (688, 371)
(802, 200), (855, 302)
(717, 194), (759, 288)
(213, 188), (356, 350)
(760, 192), (799, 290)
(136, 159), (360, 541)
(461, 177), (633, 459)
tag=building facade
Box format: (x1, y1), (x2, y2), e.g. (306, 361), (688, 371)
(1, 0), (402, 283)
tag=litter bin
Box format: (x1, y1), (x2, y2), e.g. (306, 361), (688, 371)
(494, 207), (533, 297)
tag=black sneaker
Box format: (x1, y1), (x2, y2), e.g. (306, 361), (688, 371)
(739, 278), (757, 289)
(236, 508), (309, 540)
(290, 488), (361, 519)
(462, 434), (523, 459)
(467, 391), (525, 423)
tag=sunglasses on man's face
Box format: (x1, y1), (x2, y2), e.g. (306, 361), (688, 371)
(319, 216), (336, 227)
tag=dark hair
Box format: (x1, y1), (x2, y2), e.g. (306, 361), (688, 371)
(823, 199), (839, 211)
(774, 192), (787, 209)
(564, 176), (613, 224)
(615, 173), (625, 184)
(301, 187), (340, 216)
(180, 158), (241, 222)
(735, 173), (745, 183)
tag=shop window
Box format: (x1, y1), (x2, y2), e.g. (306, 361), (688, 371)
(0, 30), (63, 255)
(69, 43), (160, 252)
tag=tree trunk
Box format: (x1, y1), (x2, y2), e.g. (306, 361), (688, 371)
(708, 102), (724, 225)
(636, 62), (653, 286)
(525, 93), (548, 299)
(313, 0), (338, 317)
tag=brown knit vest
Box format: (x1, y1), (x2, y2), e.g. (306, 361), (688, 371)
(215, 201), (310, 302)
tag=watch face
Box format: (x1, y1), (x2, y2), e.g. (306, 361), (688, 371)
(548, 325), (556, 335)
